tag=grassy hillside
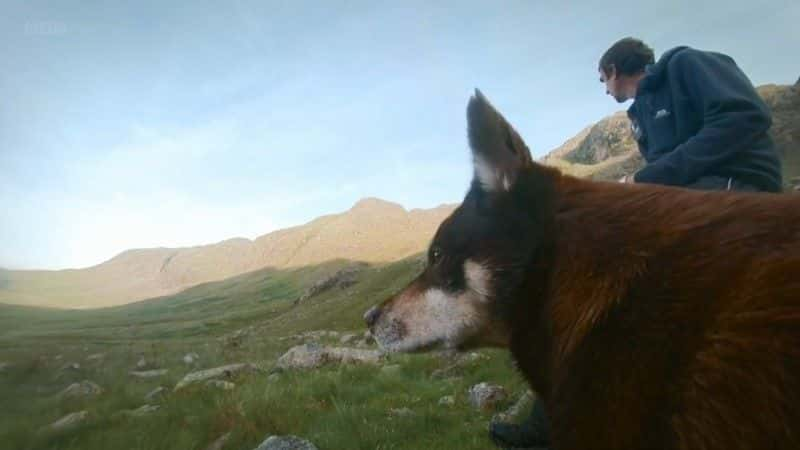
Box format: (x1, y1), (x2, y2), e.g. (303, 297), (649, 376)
(0, 199), (456, 309)
(0, 255), (529, 450)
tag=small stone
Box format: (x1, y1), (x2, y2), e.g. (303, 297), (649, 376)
(363, 329), (374, 344)
(438, 395), (455, 406)
(130, 369), (168, 378)
(144, 386), (167, 402)
(0, 362), (9, 372)
(86, 353), (105, 361)
(468, 382), (507, 411)
(60, 362), (81, 371)
(267, 373), (281, 383)
(492, 390), (536, 424)
(174, 363), (258, 391)
(389, 407), (414, 417)
(206, 380), (236, 390)
(115, 404), (160, 418)
(205, 432), (232, 450)
(57, 380), (103, 399)
(42, 410), (88, 432)
(136, 357), (147, 369)
(183, 352), (199, 365)
(339, 333), (358, 345)
(253, 434), (318, 450)
(380, 364), (402, 376)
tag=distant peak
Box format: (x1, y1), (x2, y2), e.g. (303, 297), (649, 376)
(349, 197), (405, 212)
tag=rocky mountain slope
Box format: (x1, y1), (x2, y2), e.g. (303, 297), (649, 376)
(0, 199), (456, 308)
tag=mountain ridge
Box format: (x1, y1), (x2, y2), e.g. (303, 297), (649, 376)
(3, 80), (797, 309)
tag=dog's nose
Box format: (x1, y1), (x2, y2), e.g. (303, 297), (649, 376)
(363, 305), (381, 328)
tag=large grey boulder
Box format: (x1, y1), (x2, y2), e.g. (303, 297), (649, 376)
(174, 363), (258, 391)
(253, 435), (318, 450)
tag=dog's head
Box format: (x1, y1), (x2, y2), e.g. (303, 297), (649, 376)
(364, 90), (557, 353)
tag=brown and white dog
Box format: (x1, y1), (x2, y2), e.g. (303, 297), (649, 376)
(364, 90), (800, 450)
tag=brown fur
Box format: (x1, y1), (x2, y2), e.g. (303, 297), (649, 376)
(368, 91), (800, 450)
(513, 170), (800, 449)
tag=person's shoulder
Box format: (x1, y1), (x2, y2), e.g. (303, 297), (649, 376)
(668, 47), (734, 71)
(666, 47), (704, 70)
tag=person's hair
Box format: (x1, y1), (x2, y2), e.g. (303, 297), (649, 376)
(598, 37), (655, 77)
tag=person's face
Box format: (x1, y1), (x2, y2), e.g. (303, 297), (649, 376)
(599, 67), (627, 103)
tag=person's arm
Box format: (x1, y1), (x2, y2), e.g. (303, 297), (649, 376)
(633, 50), (772, 186)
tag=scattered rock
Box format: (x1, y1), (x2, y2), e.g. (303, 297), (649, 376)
(115, 404), (160, 418)
(60, 362), (81, 371)
(136, 357), (147, 369)
(205, 432), (232, 450)
(174, 363), (259, 391)
(144, 386), (167, 402)
(468, 382), (507, 411)
(339, 333), (358, 345)
(275, 343), (328, 369)
(380, 364), (402, 376)
(299, 330), (340, 341)
(430, 364), (461, 380)
(86, 353), (105, 361)
(206, 380), (236, 390)
(42, 410), (88, 432)
(294, 265), (363, 305)
(438, 395), (455, 406)
(492, 390), (535, 424)
(0, 362), (9, 372)
(221, 327), (255, 348)
(363, 330), (375, 345)
(57, 380), (103, 399)
(130, 369), (168, 378)
(327, 347), (383, 364)
(253, 435), (318, 450)
(183, 352), (200, 365)
(389, 407), (414, 417)
(275, 344), (383, 370)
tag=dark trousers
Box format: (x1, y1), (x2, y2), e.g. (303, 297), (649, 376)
(685, 175), (762, 192)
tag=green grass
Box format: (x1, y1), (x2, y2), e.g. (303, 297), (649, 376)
(0, 255), (529, 450)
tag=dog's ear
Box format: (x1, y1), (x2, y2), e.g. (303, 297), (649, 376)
(467, 89), (534, 193)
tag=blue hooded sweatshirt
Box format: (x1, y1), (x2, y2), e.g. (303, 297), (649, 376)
(628, 46), (782, 192)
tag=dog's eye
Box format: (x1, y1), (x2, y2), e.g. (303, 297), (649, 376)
(430, 246), (442, 264)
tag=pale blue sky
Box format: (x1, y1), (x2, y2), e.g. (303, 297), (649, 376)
(1, 0), (798, 270)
